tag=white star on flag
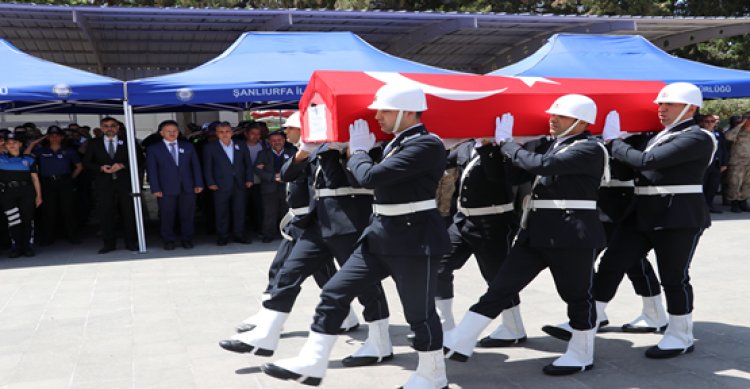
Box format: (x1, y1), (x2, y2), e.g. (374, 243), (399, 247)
(514, 77), (560, 87)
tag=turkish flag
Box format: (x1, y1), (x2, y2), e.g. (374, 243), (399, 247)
(300, 70), (665, 142)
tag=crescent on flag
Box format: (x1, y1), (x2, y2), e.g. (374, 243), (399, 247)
(364, 71), (507, 101)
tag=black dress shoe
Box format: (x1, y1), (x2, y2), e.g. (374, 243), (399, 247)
(645, 344), (694, 359)
(443, 347), (469, 362)
(8, 250), (22, 259)
(542, 363), (593, 375)
(126, 244), (139, 252)
(164, 241), (175, 251)
(181, 240), (194, 249)
(23, 248), (35, 257)
(621, 323), (668, 333)
(233, 237), (252, 244)
(262, 363), (322, 386)
(218, 339), (273, 356)
(236, 323), (256, 333)
(542, 320), (609, 341)
(708, 206), (723, 214)
(341, 353), (393, 367)
(216, 238), (229, 246)
(98, 246), (116, 254)
(477, 335), (528, 348)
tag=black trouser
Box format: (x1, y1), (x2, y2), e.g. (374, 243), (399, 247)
(471, 243), (598, 331)
(74, 171), (92, 228)
(213, 186), (246, 239)
(602, 222), (661, 298)
(264, 222), (337, 294)
(157, 192), (196, 242)
(436, 219), (518, 310)
(264, 225), (388, 324)
(40, 176), (78, 243)
(261, 186), (288, 239)
(703, 160), (722, 207)
(1, 185), (36, 253)
(312, 243), (440, 351)
(594, 217), (702, 315)
(246, 184), (264, 235)
(97, 184), (136, 248)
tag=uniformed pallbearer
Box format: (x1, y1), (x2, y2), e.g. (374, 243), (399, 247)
(444, 94), (607, 376)
(595, 82), (715, 359)
(262, 83), (451, 388)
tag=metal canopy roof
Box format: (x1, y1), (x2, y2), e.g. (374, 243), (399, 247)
(2, 3), (749, 80)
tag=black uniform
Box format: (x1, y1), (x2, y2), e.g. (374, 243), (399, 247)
(310, 125), (450, 352)
(598, 134), (661, 298)
(594, 120), (714, 315)
(437, 140), (519, 304)
(470, 131), (606, 331)
(262, 144), (389, 325)
(262, 145), (336, 296)
(34, 145), (81, 244)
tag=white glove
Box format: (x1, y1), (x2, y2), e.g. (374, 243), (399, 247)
(495, 113), (514, 144)
(348, 119), (376, 153)
(299, 140), (317, 153)
(602, 110), (622, 141)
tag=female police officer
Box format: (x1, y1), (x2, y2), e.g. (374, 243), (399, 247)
(0, 131), (42, 258)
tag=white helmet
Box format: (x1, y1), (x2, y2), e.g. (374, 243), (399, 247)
(545, 94), (597, 124)
(654, 82), (703, 108)
(368, 83), (427, 112)
(284, 111), (301, 128)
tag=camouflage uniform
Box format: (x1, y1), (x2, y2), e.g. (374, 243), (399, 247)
(724, 124), (750, 201)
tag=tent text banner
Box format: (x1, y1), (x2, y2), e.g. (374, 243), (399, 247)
(300, 71), (665, 142)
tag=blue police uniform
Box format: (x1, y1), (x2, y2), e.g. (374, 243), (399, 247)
(34, 145), (81, 244)
(0, 152), (38, 257)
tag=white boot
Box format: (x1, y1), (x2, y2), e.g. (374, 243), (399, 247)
(221, 308), (288, 356)
(645, 313), (694, 358)
(443, 311), (492, 362)
(622, 295), (669, 333)
(435, 298), (455, 332)
(400, 350), (448, 389)
(542, 301), (608, 341)
(339, 306), (361, 333)
(478, 305), (527, 347)
(543, 328), (595, 375)
(236, 293), (273, 333)
(262, 331), (337, 386)
(342, 318), (393, 367)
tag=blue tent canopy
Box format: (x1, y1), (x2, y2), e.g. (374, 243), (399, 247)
(126, 31), (457, 109)
(0, 38), (124, 113)
(489, 34), (750, 99)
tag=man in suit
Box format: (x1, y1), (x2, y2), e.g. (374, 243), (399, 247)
(83, 117), (144, 254)
(443, 94), (607, 376)
(146, 120), (204, 250)
(596, 82), (715, 359)
(254, 131), (295, 242)
(262, 84), (450, 388)
(202, 122), (253, 246)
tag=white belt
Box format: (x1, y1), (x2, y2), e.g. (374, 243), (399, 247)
(529, 199), (597, 210)
(373, 199), (437, 216)
(601, 179), (634, 188)
(288, 206), (310, 216)
(634, 185), (702, 195)
(315, 187), (374, 198)
(458, 202), (514, 216)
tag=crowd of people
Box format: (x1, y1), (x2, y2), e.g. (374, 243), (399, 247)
(0, 115), (302, 257)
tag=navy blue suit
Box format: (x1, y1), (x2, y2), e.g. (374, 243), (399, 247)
(146, 140), (204, 243)
(202, 140), (253, 240)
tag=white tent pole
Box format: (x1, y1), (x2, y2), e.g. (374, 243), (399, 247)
(122, 82), (147, 253)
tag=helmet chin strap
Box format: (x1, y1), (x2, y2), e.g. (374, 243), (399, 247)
(391, 110), (405, 134)
(668, 104), (693, 128)
(557, 119), (581, 138)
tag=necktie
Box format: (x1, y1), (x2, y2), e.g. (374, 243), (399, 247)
(107, 139), (116, 159)
(169, 143), (179, 166)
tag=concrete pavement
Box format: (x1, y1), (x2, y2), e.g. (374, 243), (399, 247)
(1, 212), (749, 389)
